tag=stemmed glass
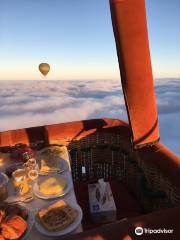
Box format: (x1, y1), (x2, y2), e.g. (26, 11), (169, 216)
(24, 158), (39, 190)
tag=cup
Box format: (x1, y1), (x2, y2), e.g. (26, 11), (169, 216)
(12, 169), (30, 196)
(12, 169), (27, 187)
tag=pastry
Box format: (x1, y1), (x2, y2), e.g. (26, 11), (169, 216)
(0, 234), (5, 240)
(39, 177), (67, 196)
(0, 204), (29, 239)
(1, 215), (27, 239)
(38, 200), (78, 231)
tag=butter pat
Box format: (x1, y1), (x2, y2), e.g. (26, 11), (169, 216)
(88, 180), (117, 223)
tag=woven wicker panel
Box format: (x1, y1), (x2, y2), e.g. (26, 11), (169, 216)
(67, 132), (180, 213)
(69, 132), (128, 182)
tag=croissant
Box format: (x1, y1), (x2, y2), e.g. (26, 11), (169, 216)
(1, 215), (27, 240)
(0, 234), (5, 240)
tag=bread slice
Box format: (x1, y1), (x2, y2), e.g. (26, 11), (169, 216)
(38, 200), (78, 231)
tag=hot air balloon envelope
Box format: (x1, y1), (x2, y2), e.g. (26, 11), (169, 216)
(39, 63), (50, 76)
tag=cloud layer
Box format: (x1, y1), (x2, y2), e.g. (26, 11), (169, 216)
(0, 79), (179, 155)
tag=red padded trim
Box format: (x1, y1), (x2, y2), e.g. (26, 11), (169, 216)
(0, 118), (130, 147)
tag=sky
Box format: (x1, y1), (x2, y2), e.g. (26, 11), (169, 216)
(0, 0), (180, 81)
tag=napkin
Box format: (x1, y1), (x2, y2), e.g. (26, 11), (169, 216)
(98, 178), (108, 204)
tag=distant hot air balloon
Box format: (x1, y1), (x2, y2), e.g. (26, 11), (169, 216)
(39, 63), (50, 77)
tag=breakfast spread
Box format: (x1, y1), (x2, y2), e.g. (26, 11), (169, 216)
(0, 203), (28, 240)
(38, 176), (67, 196)
(0, 144), (82, 238)
(37, 146), (63, 173)
(37, 200), (78, 231)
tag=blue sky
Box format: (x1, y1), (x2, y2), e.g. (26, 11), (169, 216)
(0, 0), (180, 80)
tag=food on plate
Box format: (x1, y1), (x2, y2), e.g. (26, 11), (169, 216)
(42, 146), (62, 156)
(38, 177), (67, 196)
(1, 216), (27, 240)
(38, 146), (63, 173)
(0, 234), (5, 240)
(0, 204), (29, 240)
(37, 200), (78, 231)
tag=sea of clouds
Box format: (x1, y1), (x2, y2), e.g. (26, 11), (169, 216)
(0, 79), (179, 155)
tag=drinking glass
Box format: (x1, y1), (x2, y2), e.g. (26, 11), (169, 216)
(27, 169), (39, 190)
(12, 169), (30, 196)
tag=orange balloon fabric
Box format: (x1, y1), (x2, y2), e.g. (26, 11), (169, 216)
(39, 63), (50, 76)
(110, 0), (160, 148)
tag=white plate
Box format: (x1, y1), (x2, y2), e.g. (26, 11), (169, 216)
(34, 200), (83, 237)
(33, 174), (72, 199)
(36, 146), (68, 175)
(19, 207), (34, 240)
(39, 159), (69, 175)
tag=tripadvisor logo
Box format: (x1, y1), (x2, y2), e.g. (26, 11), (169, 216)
(135, 227), (143, 235)
(135, 227), (174, 235)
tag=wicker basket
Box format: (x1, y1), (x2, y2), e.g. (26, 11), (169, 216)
(0, 120), (179, 214)
(67, 131), (180, 213)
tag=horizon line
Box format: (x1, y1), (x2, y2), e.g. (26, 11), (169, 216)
(0, 77), (180, 81)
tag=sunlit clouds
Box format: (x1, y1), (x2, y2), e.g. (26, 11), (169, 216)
(0, 79), (179, 155)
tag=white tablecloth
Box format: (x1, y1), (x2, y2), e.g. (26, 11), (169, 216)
(1, 147), (83, 239)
